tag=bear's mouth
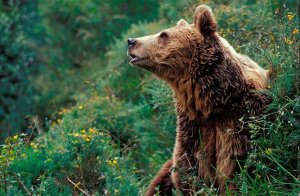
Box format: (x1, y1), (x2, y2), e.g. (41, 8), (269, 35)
(128, 53), (148, 65)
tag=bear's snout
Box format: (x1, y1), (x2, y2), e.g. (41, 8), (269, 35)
(127, 38), (136, 48)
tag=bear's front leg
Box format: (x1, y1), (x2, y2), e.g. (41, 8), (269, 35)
(172, 146), (198, 195)
(216, 129), (249, 194)
(171, 114), (202, 195)
(146, 159), (173, 196)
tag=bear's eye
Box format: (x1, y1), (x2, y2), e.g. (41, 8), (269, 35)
(159, 32), (169, 39)
(158, 32), (169, 44)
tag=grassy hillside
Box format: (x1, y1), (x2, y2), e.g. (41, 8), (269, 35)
(0, 0), (299, 195)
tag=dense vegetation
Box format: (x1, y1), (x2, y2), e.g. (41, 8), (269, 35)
(0, 0), (299, 195)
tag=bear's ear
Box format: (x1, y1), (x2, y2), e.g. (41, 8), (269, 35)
(193, 5), (217, 36)
(177, 19), (189, 27)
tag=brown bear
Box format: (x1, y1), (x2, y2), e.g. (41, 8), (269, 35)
(127, 5), (271, 195)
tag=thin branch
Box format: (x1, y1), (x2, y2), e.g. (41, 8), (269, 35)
(67, 177), (90, 196)
(12, 173), (32, 196)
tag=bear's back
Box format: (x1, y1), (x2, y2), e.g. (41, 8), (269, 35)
(219, 36), (269, 90)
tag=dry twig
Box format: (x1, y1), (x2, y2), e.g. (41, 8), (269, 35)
(67, 177), (90, 196)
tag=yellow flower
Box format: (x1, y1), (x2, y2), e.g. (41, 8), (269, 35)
(113, 160), (118, 164)
(107, 158), (118, 166)
(88, 128), (96, 133)
(57, 119), (62, 124)
(284, 37), (294, 45)
(265, 148), (272, 155)
(81, 129), (86, 133)
(78, 105), (84, 110)
(13, 135), (18, 140)
(82, 134), (90, 142)
(73, 133), (80, 137)
(292, 28), (299, 35)
(287, 12), (294, 21)
(30, 142), (37, 149)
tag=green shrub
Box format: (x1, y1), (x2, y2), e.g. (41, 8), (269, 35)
(0, 126), (139, 195)
(0, 0), (299, 195)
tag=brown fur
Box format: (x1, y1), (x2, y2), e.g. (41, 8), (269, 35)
(146, 160), (173, 196)
(128, 5), (271, 195)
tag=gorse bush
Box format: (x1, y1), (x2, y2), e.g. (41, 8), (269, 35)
(1, 120), (139, 195)
(0, 0), (299, 195)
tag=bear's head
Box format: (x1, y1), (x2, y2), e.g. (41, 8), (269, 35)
(127, 5), (271, 120)
(127, 5), (218, 82)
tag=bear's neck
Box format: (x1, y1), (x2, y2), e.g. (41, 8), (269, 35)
(169, 38), (250, 122)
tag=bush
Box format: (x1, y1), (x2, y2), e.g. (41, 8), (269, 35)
(0, 126), (138, 195)
(0, 0), (299, 195)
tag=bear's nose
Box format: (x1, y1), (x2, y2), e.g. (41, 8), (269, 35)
(127, 38), (136, 48)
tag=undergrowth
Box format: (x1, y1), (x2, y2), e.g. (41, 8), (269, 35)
(0, 0), (299, 195)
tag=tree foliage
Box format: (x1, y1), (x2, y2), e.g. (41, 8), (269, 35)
(0, 0), (299, 195)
